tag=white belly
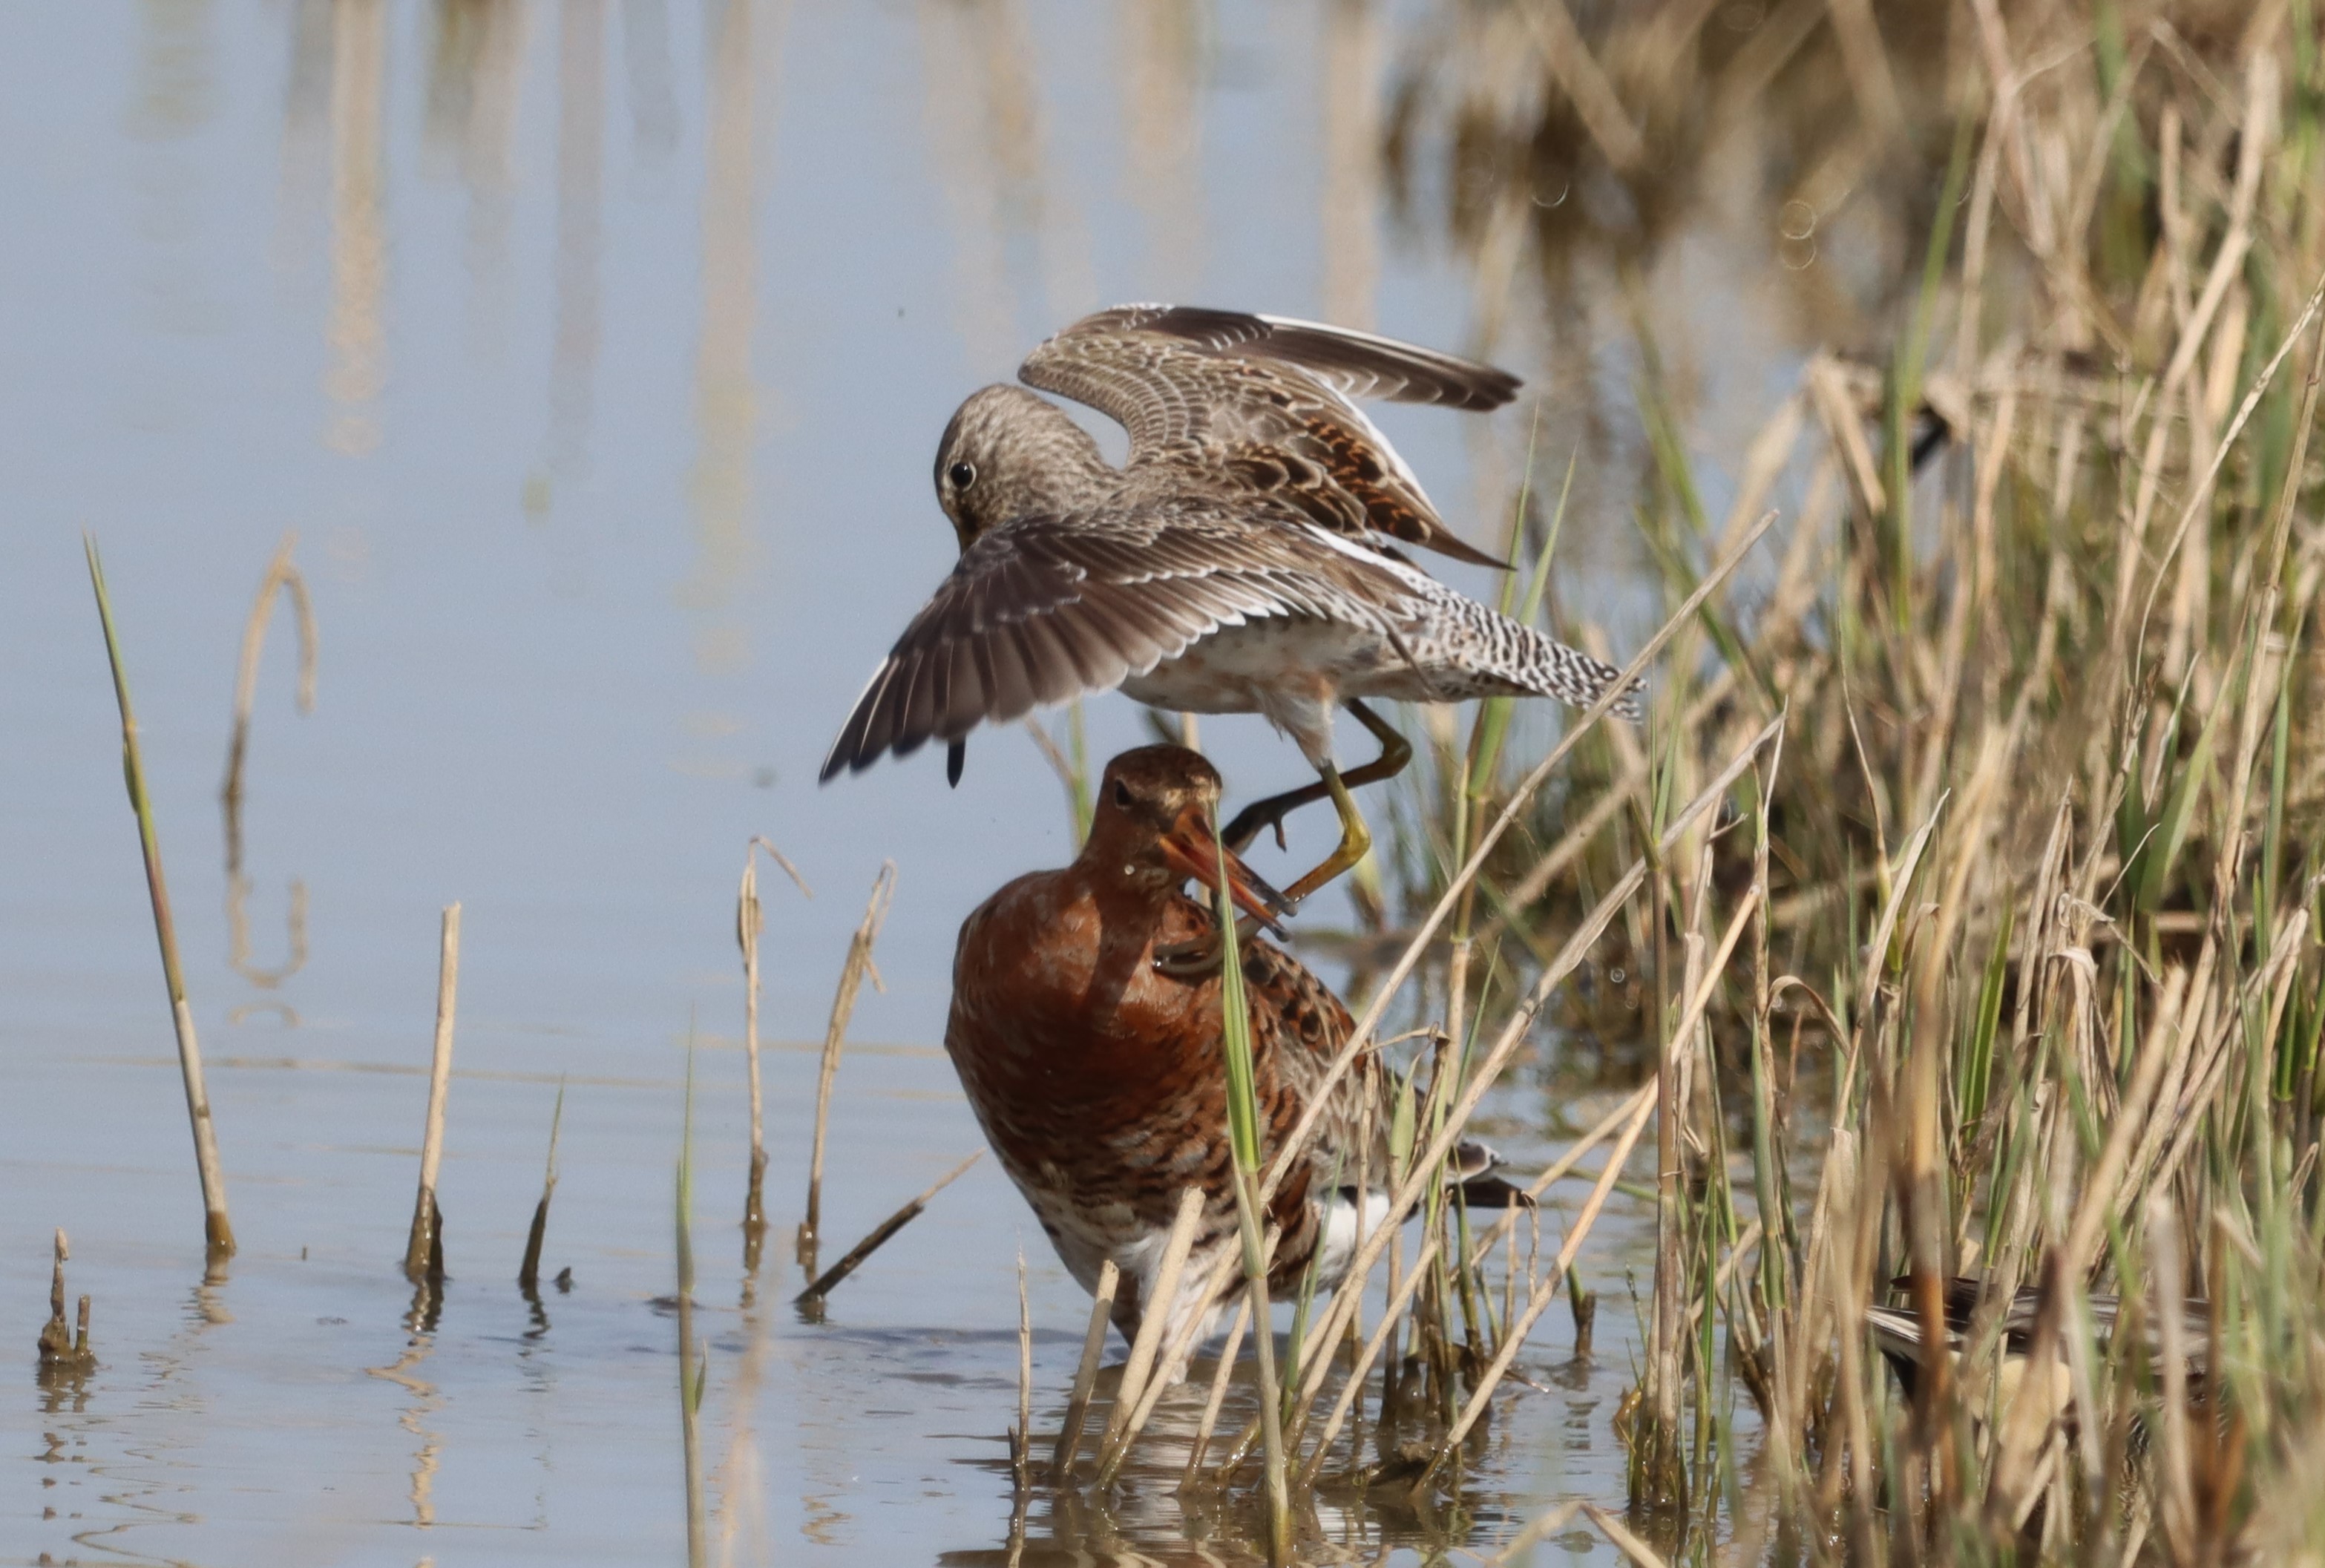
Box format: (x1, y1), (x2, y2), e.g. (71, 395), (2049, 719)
(1121, 617), (1439, 764)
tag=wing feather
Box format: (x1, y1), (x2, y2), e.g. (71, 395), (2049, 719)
(1020, 304), (1515, 569)
(819, 505), (1403, 779)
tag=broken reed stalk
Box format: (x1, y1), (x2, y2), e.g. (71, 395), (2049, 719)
(402, 903), (461, 1285)
(85, 536), (235, 1259)
(517, 1077), (565, 1292)
(1092, 1186), (1205, 1484)
(38, 1229), (96, 1374)
(793, 1150), (983, 1306)
(801, 862), (896, 1260)
(1207, 821), (1290, 1561)
(676, 1044), (706, 1568)
(1049, 1256), (1120, 1481)
(737, 837), (810, 1251)
(219, 529), (317, 870)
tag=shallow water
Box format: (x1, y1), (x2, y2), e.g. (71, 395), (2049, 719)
(0, 3), (1880, 1562)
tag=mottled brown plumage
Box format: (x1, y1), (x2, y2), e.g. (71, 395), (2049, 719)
(945, 747), (1369, 1363)
(821, 305), (1639, 807)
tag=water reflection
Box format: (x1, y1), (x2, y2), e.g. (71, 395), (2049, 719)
(681, 0), (776, 676)
(551, 0), (606, 473)
(426, 0), (531, 348)
(325, 0), (390, 454)
(1118, 0), (1205, 300)
(367, 1329), (445, 1527)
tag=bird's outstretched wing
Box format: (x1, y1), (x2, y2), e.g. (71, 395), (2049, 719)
(1020, 304), (1520, 570)
(819, 503), (1402, 781)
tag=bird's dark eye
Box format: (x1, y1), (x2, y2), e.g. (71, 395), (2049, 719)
(948, 462), (977, 491)
(1112, 779), (1132, 809)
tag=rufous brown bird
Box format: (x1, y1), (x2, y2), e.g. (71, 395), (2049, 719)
(945, 744), (1516, 1374)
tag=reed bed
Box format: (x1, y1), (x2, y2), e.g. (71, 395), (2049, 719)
(997, 4), (2325, 1562)
(1345, 3), (2322, 1559)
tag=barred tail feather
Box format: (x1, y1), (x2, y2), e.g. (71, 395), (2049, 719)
(1515, 624), (1646, 721)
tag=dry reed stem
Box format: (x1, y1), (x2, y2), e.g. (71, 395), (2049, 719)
(1118, 1244), (1263, 1467)
(404, 903), (461, 1284)
(1262, 511), (1778, 1211)
(793, 1149), (982, 1306)
(737, 837), (810, 1241)
(1179, 1293), (1251, 1486)
(1050, 1256), (1119, 1482)
(85, 536), (235, 1258)
(1093, 1187), (1205, 1483)
(802, 862), (894, 1255)
(219, 529), (318, 842)
(2131, 269), (2325, 673)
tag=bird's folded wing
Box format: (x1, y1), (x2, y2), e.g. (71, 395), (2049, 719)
(1020, 305), (1519, 570)
(819, 505), (1398, 781)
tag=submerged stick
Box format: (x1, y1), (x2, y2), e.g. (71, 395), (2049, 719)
(801, 862), (896, 1260)
(793, 1150), (982, 1306)
(517, 1077), (566, 1291)
(1050, 1257), (1120, 1481)
(738, 838), (810, 1255)
(404, 904), (461, 1284)
(86, 536), (235, 1259)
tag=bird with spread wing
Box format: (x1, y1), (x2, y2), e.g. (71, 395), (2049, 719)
(820, 304), (1641, 908)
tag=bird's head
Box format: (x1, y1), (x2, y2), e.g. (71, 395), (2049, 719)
(1083, 746), (1288, 931)
(932, 385), (1111, 549)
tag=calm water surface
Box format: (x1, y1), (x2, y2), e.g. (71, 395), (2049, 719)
(0, 3), (1876, 1561)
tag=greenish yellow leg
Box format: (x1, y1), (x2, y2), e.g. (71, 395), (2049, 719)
(1221, 700), (1413, 853)
(1277, 764), (1373, 905)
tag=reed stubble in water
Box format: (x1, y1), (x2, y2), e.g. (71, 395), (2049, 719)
(517, 1078), (565, 1293)
(1049, 1256), (1120, 1481)
(37, 1230), (95, 1376)
(799, 862), (894, 1265)
(736, 836), (810, 1265)
(403, 904), (460, 1285)
(793, 1149), (983, 1308)
(85, 536), (235, 1260)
